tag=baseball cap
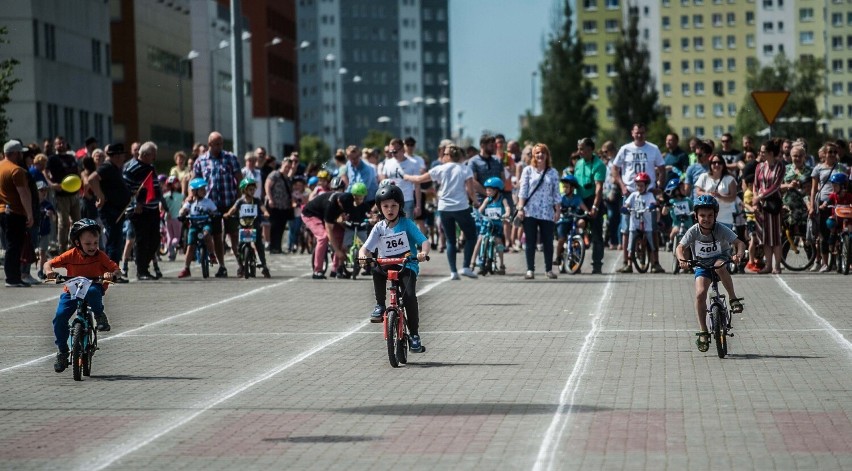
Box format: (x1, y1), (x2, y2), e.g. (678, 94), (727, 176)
(3, 140), (23, 154)
(105, 143), (126, 155)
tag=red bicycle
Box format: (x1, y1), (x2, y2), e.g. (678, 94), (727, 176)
(361, 254), (428, 367)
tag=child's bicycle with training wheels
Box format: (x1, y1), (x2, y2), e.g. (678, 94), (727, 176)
(359, 253), (429, 368)
(682, 258), (735, 359)
(46, 275), (113, 381)
(559, 210), (587, 274)
(478, 215), (507, 275)
(339, 219), (370, 280)
(628, 206), (655, 273)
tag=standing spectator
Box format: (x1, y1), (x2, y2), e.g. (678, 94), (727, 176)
(45, 136), (81, 252)
(192, 132), (242, 277)
(754, 139), (786, 274)
(75, 136), (97, 160)
(809, 142), (848, 272)
(719, 133), (743, 179)
(742, 135), (756, 155)
(19, 146), (40, 284)
(403, 144), (478, 279)
(684, 140), (712, 198)
(601, 141), (621, 249)
(611, 123), (666, 273)
(695, 153), (738, 229)
(781, 144), (813, 247)
(87, 143), (131, 268)
(574, 137), (607, 274)
(663, 133), (689, 182)
(468, 134), (504, 201)
(169, 151), (191, 184)
(264, 154), (297, 253)
(29, 153), (49, 187)
(79, 155), (100, 221)
(123, 141), (162, 280)
(380, 138), (421, 218)
(403, 136), (426, 172)
(515, 143), (562, 279)
(1, 140), (35, 287)
(41, 139), (54, 156)
(342, 144), (378, 205)
(241, 151), (263, 199)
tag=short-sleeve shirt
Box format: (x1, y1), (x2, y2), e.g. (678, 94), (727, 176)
(46, 153), (80, 196)
(96, 162), (131, 213)
(812, 163), (849, 203)
(123, 158), (161, 212)
(468, 154), (504, 191)
(669, 197), (693, 225)
(346, 160), (378, 202)
(363, 218), (428, 275)
(573, 155), (607, 201)
(694, 173), (737, 225)
(381, 157), (421, 202)
(624, 191), (656, 232)
(612, 141), (665, 191)
(558, 194), (584, 222)
(193, 150), (241, 209)
(163, 191), (184, 219)
(0, 159), (28, 215)
(428, 162), (472, 212)
(241, 167), (262, 199)
(230, 196), (264, 228)
(50, 247), (119, 293)
(183, 197), (218, 217)
(663, 148), (689, 182)
(679, 222), (738, 260)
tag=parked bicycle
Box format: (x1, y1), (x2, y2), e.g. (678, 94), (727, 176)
(47, 275), (113, 381)
(359, 254), (429, 368)
(683, 258), (734, 359)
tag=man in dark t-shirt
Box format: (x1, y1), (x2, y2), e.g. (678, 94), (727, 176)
(45, 136), (80, 251)
(301, 190), (367, 278)
(87, 143), (131, 265)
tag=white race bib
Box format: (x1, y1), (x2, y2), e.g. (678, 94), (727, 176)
(695, 240), (721, 258)
(673, 201), (691, 216)
(484, 207), (502, 219)
(378, 232), (411, 258)
(239, 205), (258, 218)
(64, 276), (93, 300)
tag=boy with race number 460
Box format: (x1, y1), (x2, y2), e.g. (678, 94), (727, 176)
(676, 195), (746, 352)
(359, 183), (430, 353)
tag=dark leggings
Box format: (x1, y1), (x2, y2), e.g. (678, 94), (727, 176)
(818, 207), (833, 255)
(373, 267), (419, 335)
(439, 208), (477, 273)
(522, 217), (555, 272)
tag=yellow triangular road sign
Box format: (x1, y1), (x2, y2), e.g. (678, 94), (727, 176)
(751, 91), (790, 126)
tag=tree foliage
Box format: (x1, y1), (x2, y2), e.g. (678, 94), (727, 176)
(610, 9), (664, 142)
(734, 53), (826, 147)
(298, 134), (331, 165)
(0, 27), (21, 142)
(361, 129), (394, 152)
(520, 0), (597, 168)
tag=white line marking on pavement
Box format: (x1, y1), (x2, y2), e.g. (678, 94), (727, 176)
(774, 275), (852, 355)
(0, 296), (56, 313)
(0, 275), (307, 375)
(533, 257), (618, 471)
(81, 276), (449, 471)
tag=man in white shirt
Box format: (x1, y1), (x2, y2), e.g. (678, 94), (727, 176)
(380, 138), (421, 219)
(611, 123), (666, 273)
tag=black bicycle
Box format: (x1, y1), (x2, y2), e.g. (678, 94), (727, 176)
(682, 258), (734, 358)
(47, 275), (112, 380)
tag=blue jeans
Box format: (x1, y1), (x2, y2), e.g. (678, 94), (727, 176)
(53, 284), (104, 351)
(288, 216), (303, 251)
(439, 208), (477, 273)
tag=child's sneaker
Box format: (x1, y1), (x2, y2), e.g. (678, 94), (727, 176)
(178, 267), (191, 278)
(409, 334), (424, 353)
(95, 312), (111, 332)
(371, 304), (385, 322)
(54, 351), (68, 373)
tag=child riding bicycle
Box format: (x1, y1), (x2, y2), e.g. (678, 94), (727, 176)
(177, 178), (219, 278)
(555, 174), (590, 273)
(473, 176), (510, 275)
(359, 183), (430, 353)
(224, 177), (271, 278)
(620, 172), (665, 273)
(675, 195), (746, 352)
(44, 219), (121, 373)
(661, 177), (692, 250)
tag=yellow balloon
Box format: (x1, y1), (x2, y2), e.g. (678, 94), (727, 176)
(61, 174), (82, 193)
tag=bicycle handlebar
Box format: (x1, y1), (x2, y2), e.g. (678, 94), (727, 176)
(680, 258), (730, 270)
(44, 274), (113, 285)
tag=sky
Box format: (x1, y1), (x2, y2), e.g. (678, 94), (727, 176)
(448, 0), (556, 141)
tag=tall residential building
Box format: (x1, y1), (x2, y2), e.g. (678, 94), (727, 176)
(577, 0), (852, 141)
(0, 0), (112, 147)
(296, 0), (450, 154)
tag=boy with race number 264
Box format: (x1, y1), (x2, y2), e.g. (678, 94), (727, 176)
(675, 195), (746, 353)
(359, 183), (430, 353)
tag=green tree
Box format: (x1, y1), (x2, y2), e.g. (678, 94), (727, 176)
(0, 27), (21, 142)
(520, 0), (597, 168)
(735, 53), (825, 147)
(298, 134), (331, 165)
(361, 129), (394, 151)
(610, 8), (664, 141)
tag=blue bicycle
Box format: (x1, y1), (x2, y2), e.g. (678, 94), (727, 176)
(477, 216), (507, 275)
(185, 214), (214, 278)
(49, 275), (110, 381)
(557, 210), (586, 274)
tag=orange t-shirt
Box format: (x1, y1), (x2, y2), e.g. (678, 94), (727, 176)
(0, 158), (28, 215)
(50, 248), (119, 293)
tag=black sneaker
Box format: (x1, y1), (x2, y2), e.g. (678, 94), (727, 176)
(54, 351), (69, 373)
(336, 268), (351, 279)
(114, 275), (129, 284)
(215, 266), (228, 278)
(370, 304), (385, 322)
(95, 312), (111, 332)
(137, 272), (155, 281)
(153, 267), (163, 279)
(261, 266), (271, 278)
(311, 272), (326, 279)
(4, 280), (31, 287)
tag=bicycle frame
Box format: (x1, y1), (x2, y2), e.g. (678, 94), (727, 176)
(686, 258), (732, 358)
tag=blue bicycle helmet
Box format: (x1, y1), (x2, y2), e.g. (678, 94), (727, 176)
(308, 176), (319, 186)
(560, 174), (579, 186)
(484, 176), (504, 190)
(829, 173), (848, 185)
(693, 194), (719, 213)
(189, 177), (207, 191)
(664, 178), (681, 196)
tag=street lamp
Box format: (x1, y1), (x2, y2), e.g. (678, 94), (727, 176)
(377, 116), (391, 133)
(397, 100), (411, 137)
(531, 70), (538, 115)
(178, 50), (199, 150)
(264, 36), (284, 154)
(210, 39), (230, 132)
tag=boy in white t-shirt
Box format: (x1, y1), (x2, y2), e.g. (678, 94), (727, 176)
(619, 172), (664, 273)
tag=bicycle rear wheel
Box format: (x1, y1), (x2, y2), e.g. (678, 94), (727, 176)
(567, 235), (585, 274)
(241, 245), (253, 279)
(711, 304), (727, 359)
(843, 236), (851, 275)
(200, 245), (210, 279)
(386, 309), (400, 368)
(632, 234), (650, 273)
(781, 236), (816, 271)
(71, 322), (84, 381)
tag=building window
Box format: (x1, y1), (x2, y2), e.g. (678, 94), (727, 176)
(832, 59), (844, 73)
(606, 64), (617, 77)
(763, 0), (773, 8)
(605, 0), (619, 9)
(63, 107), (74, 140)
(605, 19), (619, 32)
(79, 110), (89, 144)
(712, 36), (722, 49)
(799, 8), (814, 21)
(763, 22), (773, 33)
(583, 64), (598, 77)
(682, 127), (691, 139)
(694, 37), (704, 50)
(696, 104), (705, 118)
(32, 19), (39, 57)
(681, 37), (690, 51)
(746, 11), (754, 25)
(728, 103), (737, 116)
(664, 106), (672, 118)
(746, 34), (755, 48)
(663, 83), (672, 96)
(727, 80), (736, 94)
(727, 35), (736, 48)
(663, 39), (671, 52)
(605, 42), (616, 54)
(800, 32), (814, 45)
(663, 61), (671, 74)
(583, 43), (598, 56)
(662, 16), (670, 29)
(582, 21), (597, 33)
(713, 81), (724, 96)
(681, 15), (689, 28)
(682, 83), (691, 96)
(92, 40), (101, 73)
(713, 58), (723, 72)
(682, 105), (691, 118)
(583, 0), (598, 10)
(713, 103), (724, 117)
(832, 36), (842, 49)
(694, 59), (705, 73)
(727, 58), (736, 71)
(44, 23), (56, 60)
(47, 104), (58, 137)
(832, 82), (843, 95)
(832, 106), (843, 119)
(681, 60), (689, 73)
(726, 12), (735, 25)
(695, 82), (705, 95)
(763, 44), (774, 56)
(35, 101), (42, 137)
(695, 126), (705, 137)
(777, 21), (784, 33)
(831, 12), (843, 26)
(693, 14), (703, 27)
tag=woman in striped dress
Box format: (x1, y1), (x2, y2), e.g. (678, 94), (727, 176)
(753, 138), (786, 274)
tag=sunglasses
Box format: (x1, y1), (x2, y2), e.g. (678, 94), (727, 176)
(711, 161), (724, 165)
(389, 150), (398, 154)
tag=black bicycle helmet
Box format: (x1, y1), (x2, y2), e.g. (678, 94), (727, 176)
(330, 176), (346, 190)
(374, 183), (405, 206)
(69, 218), (101, 242)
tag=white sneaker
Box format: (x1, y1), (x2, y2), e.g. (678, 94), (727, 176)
(810, 262), (821, 272)
(818, 264), (831, 273)
(460, 267), (478, 279)
(450, 272), (460, 280)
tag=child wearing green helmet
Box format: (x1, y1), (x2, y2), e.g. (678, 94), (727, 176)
(223, 178), (271, 278)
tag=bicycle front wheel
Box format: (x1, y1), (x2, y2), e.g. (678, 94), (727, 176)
(386, 309), (400, 368)
(781, 236), (816, 271)
(632, 234), (650, 273)
(567, 235), (585, 274)
(71, 322), (84, 381)
(396, 311), (408, 365)
(711, 304), (727, 359)
(200, 245), (210, 279)
(241, 245), (253, 279)
(671, 235), (681, 274)
(843, 236), (851, 275)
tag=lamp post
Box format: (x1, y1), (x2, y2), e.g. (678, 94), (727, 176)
(178, 50), (199, 150)
(440, 79), (450, 139)
(531, 70), (538, 115)
(210, 39), (229, 132)
(264, 36), (283, 154)
(230, 0), (247, 155)
(323, 54), (337, 148)
(397, 100), (410, 137)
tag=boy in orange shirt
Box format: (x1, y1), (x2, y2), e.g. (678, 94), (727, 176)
(44, 219), (120, 373)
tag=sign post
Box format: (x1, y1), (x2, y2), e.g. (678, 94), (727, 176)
(751, 91), (790, 138)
